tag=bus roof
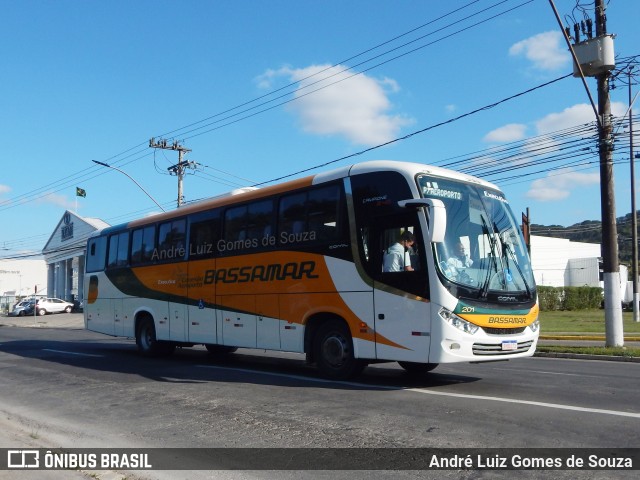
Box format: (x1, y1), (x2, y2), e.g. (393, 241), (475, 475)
(95, 160), (501, 236)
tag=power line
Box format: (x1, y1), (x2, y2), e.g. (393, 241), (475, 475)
(246, 74), (571, 188)
(0, 0), (529, 214)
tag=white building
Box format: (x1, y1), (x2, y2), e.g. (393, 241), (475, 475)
(530, 235), (601, 287)
(42, 211), (109, 304)
(0, 258), (48, 313)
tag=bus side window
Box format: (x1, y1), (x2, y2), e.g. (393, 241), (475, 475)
(307, 186), (340, 242)
(189, 219), (218, 259)
(381, 227), (417, 273)
(131, 226), (155, 265)
(158, 219), (186, 259)
(376, 223), (428, 298)
(107, 232), (129, 268)
(86, 236), (107, 272)
(278, 183), (345, 246)
(279, 192), (306, 238)
(223, 200), (273, 252)
(247, 200), (273, 243)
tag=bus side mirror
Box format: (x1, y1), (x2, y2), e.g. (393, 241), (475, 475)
(398, 198), (446, 243)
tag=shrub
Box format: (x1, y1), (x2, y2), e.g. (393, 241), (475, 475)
(537, 286), (602, 310)
(538, 286), (562, 311)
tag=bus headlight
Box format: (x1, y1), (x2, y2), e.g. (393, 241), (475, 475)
(438, 307), (479, 335)
(529, 318), (540, 333)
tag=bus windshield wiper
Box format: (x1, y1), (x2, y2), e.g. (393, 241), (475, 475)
(501, 233), (532, 298)
(479, 216), (498, 299)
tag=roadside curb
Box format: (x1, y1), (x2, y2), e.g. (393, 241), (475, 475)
(540, 335), (640, 341)
(534, 351), (640, 363)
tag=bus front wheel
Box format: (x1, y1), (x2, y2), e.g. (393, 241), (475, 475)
(314, 320), (365, 380)
(136, 317), (175, 357)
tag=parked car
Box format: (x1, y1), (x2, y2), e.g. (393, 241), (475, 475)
(9, 300), (35, 317)
(34, 298), (74, 316)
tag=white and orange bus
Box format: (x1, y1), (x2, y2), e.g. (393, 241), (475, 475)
(84, 160), (539, 379)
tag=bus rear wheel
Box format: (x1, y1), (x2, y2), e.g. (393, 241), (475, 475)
(314, 320), (365, 380)
(398, 361), (439, 375)
(136, 317), (175, 357)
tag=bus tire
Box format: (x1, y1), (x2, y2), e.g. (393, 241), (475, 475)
(314, 319), (365, 380)
(398, 361), (439, 375)
(205, 344), (238, 355)
(136, 317), (175, 357)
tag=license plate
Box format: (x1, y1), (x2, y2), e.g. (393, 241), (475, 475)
(501, 340), (517, 351)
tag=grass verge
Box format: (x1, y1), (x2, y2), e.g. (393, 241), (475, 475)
(539, 309), (640, 334)
(536, 345), (640, 358)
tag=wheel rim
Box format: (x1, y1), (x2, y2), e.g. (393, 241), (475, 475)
(142, 325), (153, 350)
(322, 333), (349, 368)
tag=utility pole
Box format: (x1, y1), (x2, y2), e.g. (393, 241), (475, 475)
(595, 0), (624, 346)
(629, 66), (639, 322)
(149, 138), (195, 208)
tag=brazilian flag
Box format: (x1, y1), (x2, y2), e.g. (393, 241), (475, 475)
(76, 187), (86, 198)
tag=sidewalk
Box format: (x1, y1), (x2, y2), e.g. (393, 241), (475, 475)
(0, 312), (85, 329)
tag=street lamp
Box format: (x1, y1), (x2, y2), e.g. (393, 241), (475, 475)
(91, 160), (166, 212)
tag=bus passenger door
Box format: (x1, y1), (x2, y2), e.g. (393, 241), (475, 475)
(372, 222), (431, 363)
(219, 295), (257, 348)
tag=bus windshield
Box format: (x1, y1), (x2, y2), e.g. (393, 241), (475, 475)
(417, 174), (535, 299)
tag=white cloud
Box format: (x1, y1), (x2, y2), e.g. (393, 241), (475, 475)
(483, 123), (527, 143)
(526, 168), (599, 201)
(0, 185), (10, 194)
(509, 31), (569, 71)
(445, 104), (456, 114)
(485, 101), (626, 201)
(256, 64), (413, 146)
(535, 102), (627, 134)
(535, 104), (594, 134)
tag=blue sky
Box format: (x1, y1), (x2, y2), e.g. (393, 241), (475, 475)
(0, 0), (638, 258)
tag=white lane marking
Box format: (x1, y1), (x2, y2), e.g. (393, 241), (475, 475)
(197, 365), (640, 419)
(42, 349), (104, 358)
(489, 367), (588, 377)
(404, 387), (640, 418)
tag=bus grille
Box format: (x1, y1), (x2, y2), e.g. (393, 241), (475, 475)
(472, 340), (534, 356)
(483, 327), (526, 335)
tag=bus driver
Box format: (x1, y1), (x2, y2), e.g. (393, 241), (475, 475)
(383, 231), (416, 272)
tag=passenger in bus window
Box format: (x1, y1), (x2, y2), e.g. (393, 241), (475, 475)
(383, 231), (415, 272)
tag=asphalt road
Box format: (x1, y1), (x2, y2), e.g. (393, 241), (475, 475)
(0, 320), (638, 479)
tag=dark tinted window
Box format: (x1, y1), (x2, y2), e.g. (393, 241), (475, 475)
(130, 226), (155, 265)
(157, 219), (186, 260)
(189, 212), (220, 259)
(278, 184), (345, 246)
(86, 236), (107, 272)
(107, 232), (129, 268)
(221, 200), (274, 254)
